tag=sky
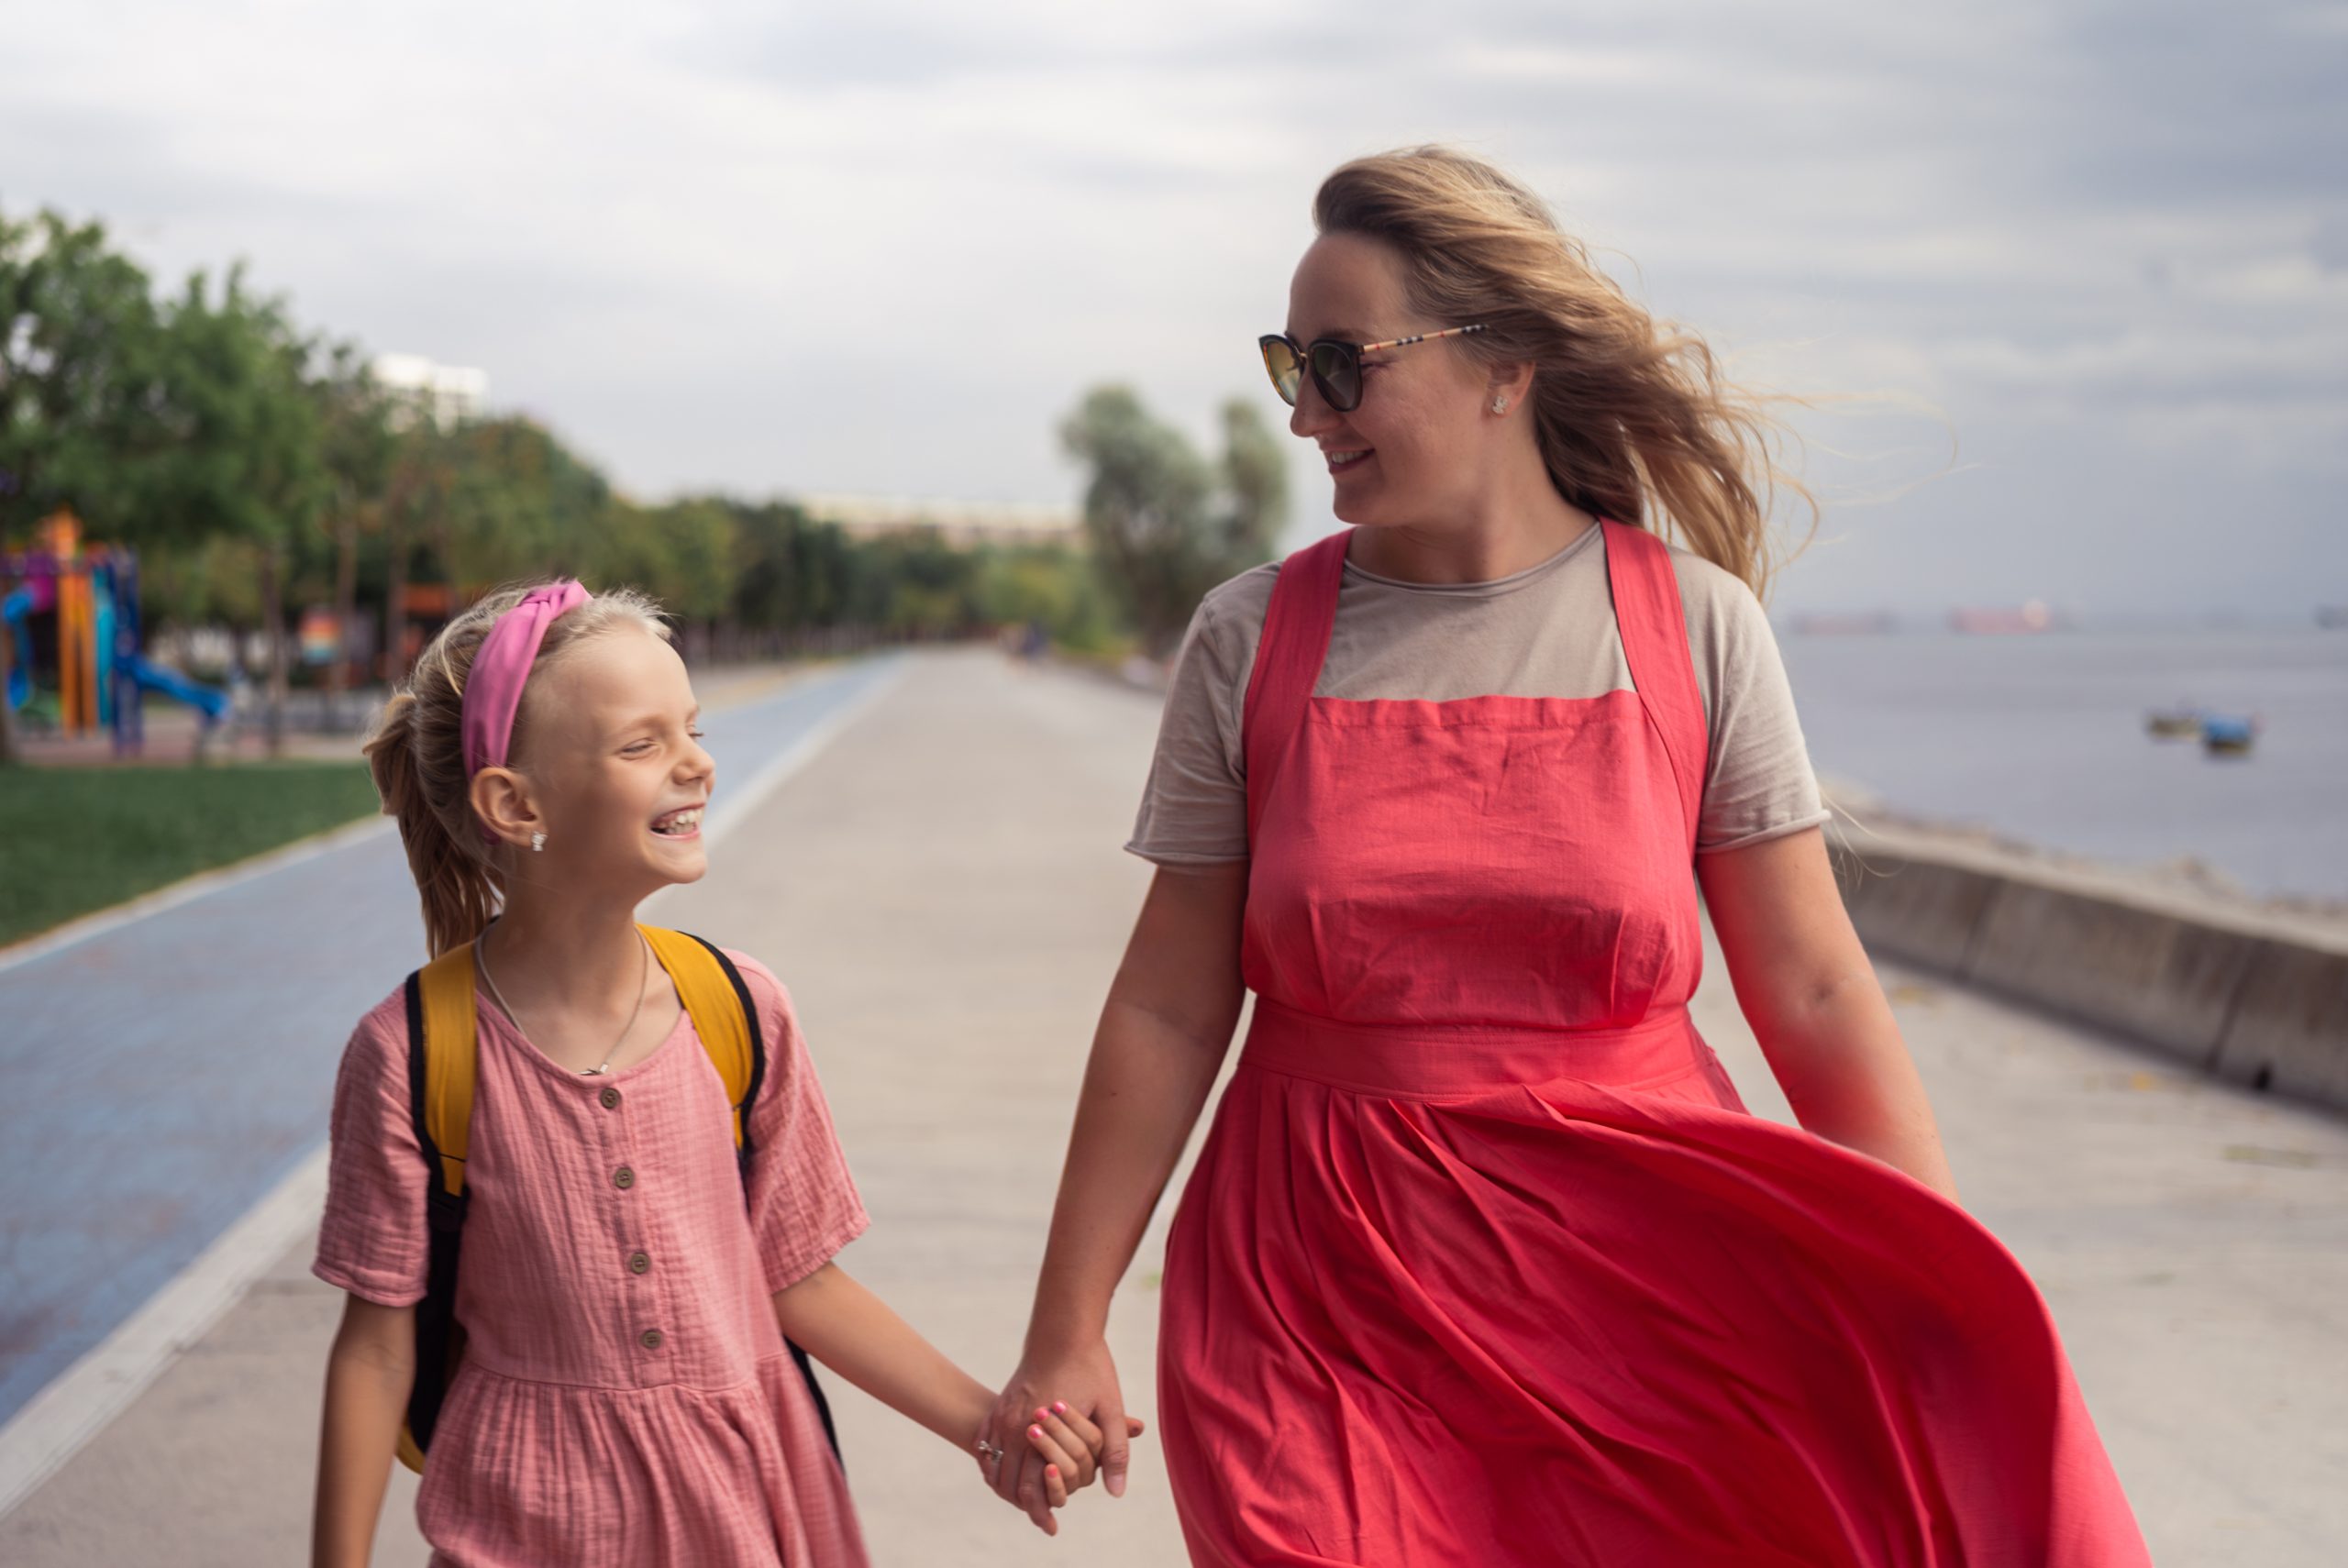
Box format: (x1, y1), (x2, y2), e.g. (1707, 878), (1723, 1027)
(5, 0), (2343, 615)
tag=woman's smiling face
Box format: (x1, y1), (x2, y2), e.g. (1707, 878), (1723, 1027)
(1283, 231), (1497, 530)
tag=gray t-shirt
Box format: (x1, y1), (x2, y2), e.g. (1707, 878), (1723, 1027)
(1126, 523), (1830, 865)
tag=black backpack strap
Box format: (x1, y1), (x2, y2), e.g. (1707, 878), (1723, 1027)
(680, 932), (840, 1468)
(682, 932), (768, 1174)
(404, 969), (470, 1459)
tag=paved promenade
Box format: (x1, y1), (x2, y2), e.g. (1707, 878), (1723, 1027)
(2, 648), (2343, 1564)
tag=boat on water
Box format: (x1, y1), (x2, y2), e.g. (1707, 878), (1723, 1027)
(2144, 705), (2203, 739)
(2200, 714), (2258, 757)
(1949, 601), (2058, 635)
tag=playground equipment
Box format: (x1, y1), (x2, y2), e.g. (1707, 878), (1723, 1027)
(2, 510), (230, 752)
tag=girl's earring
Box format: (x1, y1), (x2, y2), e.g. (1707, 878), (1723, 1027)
(530, 831), (547, 853)
(1490, 395), (1510, 414)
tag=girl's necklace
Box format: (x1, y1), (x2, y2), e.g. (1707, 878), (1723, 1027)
(475, 927), (650, 1077)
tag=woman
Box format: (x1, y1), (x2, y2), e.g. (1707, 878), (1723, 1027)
(983, 148), (2147, 1565)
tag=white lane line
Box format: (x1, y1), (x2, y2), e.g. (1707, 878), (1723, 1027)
(0, 654), (910, 1521)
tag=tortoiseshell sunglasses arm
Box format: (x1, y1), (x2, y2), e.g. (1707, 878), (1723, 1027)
(1357, 324), (1489, 354)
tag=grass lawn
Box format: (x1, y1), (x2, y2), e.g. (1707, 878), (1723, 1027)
(0, 762), (383, 947)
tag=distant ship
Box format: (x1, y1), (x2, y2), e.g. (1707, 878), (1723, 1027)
(1949, 601), (2058, 635)
(1789, 612), (1898, 635)
(2201, 714), (2258, 757)
(2144, 705), (2203, 739)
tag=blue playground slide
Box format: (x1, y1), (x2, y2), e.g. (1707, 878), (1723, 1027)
(125, 653), (230, 723)
(4, 587), (29, 711)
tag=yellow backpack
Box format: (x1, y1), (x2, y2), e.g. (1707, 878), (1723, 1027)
(394, 924), (836, 1473)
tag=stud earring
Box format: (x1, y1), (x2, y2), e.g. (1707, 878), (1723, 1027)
(530, 831), (547, 853)
(1490, 395), (1510, 414)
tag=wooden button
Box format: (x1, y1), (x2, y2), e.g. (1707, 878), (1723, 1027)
(614, 1166), (636, 1190)
(639, 1329), (664, 1350)
(627, 1252), (651, 1275)
(599, 1086), (621, 1110)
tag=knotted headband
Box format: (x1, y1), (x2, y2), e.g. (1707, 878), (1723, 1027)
(460, 580), (590, 784)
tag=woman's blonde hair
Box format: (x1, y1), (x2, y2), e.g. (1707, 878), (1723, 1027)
(362, 582), (670, 957)
(1314, 147), (1814, 596)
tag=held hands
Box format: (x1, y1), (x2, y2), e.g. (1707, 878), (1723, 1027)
(971, 1402), (1145, 1535)
(973, 1342), (1146, 1536)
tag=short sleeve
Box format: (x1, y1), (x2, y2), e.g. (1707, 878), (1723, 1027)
(1682, 562), (1833, 855)
(729, 953), (869, 1295)
(1124, 575), (1267, 865)
(313, 997), (429, 1308)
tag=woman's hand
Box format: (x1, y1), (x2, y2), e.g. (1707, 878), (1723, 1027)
(978, 1338), (1141, 1531)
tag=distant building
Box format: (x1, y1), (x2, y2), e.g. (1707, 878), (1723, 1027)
(796, 493), (1082, 549)
(371, 353), (489, 430)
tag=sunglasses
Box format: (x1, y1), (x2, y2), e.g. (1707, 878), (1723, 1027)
(1257, 325), (1488, 413)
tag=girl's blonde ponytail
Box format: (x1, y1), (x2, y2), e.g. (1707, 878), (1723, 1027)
(362, 581), (671, 957)
(363, 690), (501, 958)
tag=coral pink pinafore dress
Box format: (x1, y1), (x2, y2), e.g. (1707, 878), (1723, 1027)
(1157, 523), (2147, 1567)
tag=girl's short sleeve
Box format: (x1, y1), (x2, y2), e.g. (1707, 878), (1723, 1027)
(729, 953), (869, 1295)
(313, 996), (429, 1308)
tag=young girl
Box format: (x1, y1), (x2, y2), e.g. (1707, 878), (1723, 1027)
(312, 581), (1113, 1566)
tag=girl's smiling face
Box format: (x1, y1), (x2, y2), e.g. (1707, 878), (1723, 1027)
(1284, 231), (1501, 530)
(502, 627), (715, 900)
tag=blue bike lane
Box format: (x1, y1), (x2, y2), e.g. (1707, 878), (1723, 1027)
(0, 657), (898, 1428)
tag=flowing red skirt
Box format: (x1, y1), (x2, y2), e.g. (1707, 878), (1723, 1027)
(1157, 1002), (2148, 1568)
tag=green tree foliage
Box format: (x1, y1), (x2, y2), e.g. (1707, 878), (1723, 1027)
(1060, 386), (1286, 657)
(439, 416), (611, 587)
(0, 210), (172, 536)
(146, 268), (327, 750)
(590, 498), (738, 629)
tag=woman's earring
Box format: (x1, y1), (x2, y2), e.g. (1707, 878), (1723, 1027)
(1490, 394), (1510, 414)
(530, 831), (547, 853)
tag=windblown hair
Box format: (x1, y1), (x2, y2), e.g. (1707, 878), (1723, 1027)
(362, 582), (670, 958)
(1314, 147), (1815, 596)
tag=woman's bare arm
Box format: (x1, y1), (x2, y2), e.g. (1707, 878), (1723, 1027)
(1698, 827), (1960, 1200)
(981, 861), (1249, 1510)
(313, 1296), (415, 1568)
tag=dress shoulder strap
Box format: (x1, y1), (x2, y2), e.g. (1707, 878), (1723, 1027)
(1601, 520), (1710, 854)
(1240, 530), (1349, 844)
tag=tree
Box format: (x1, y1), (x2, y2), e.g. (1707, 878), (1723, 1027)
(146, 267), (326, 753)
(311, 344), (395, 692)
(1059, 387), (1286, 657)
(0, 208), (173, 763)
(441, 417), (609, 588)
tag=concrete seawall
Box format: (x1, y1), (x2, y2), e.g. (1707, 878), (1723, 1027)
(1827, 817), (2348, 1112)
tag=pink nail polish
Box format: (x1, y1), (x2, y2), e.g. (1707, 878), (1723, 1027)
(1035, 1408), (1051, 1423)
(1047, 1464), (1060, 1477)
(1053, 1400), (1069, 1415)
(1030, 1424), (1045, 1439)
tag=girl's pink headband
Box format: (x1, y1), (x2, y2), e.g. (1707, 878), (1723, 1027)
(460, 580), (590, 785)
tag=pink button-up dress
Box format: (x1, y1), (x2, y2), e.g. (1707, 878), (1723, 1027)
(316, 949), (870, 1568)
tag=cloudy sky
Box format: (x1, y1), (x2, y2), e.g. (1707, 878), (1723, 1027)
(6, 0), (2342, 614)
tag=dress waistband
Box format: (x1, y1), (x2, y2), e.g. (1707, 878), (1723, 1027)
(1240, 998), (1708, 1099)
